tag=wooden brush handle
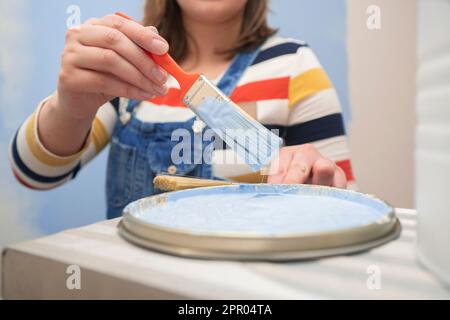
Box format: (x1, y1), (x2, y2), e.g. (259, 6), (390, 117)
(154, 175), (236, 192)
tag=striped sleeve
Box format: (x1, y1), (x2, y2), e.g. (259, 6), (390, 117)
(286, 47), (355, 183)
(8, 97), (117, 190)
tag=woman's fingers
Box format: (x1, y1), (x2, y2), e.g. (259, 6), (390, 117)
(70, 45), (167, 96)
(333, 166), (348, 189)
(55, 15), (171, 119)
(311, 158), (336, 187)
(61, 68), (156, 101)
(283, 145), (320, 184)
(93, 14), (169, 55)
(267, 144), (319, 184)
(267, 144), (347, 188)
(267, 148), (294, 183)
(76, 24), (168, 86)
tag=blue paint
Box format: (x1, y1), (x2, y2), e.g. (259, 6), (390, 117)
(196, 97), (283, 171)
(131, 185), (392, 236)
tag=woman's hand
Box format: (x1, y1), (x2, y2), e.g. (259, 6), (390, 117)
(267, 144), (347, 188)
(54, 14), (170, 120)
(39, 14), (170, 157)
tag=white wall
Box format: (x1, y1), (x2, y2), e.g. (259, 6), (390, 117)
(416, 0), (450, 285)
(347, 0), (417, 208)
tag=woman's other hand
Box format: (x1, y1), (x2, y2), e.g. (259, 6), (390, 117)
(267, 144), (347, 188)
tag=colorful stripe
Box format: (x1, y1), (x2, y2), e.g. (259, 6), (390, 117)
(287, 89), (342, 126)
(25, 112), (82, 167)
(289, 67), (333, 107)
(336, 159), (354, 182)
(12, 130), (79, 184)
(12, 170), (42, 190)
(285, 113), (346, 146)
(231, 77), (289, 103)
(252, 42), (307, 65)
(110, 97), (120, 113)
(90, 117), (110, 153)
(149, 77), (290, 107)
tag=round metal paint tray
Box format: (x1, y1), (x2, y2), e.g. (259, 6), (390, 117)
(118, 184), (401, 261)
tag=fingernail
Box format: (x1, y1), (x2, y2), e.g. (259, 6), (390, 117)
(152, 38), (169, 55)
(153, 84), (168, 96)
(149, 26), (159, 35)
(151, 67), (167, 83)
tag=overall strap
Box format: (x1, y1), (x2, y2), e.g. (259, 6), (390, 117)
(126, 99), (141, 113)
(216, 47), (262, 96)
(117, 98), (141, 125)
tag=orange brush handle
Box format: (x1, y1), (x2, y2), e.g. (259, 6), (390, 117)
(115, 12), (199, 96)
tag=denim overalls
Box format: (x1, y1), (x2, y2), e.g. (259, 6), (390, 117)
(105, 48), (261, 219)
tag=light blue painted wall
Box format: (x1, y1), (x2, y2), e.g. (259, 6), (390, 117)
(0, 0), (348, 237)
(269, 0), (349, 121)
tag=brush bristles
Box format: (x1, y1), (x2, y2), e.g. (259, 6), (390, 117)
(154, 175), (235, 192)
(195, 97), (283, 171)
(183, 76), (283, 172)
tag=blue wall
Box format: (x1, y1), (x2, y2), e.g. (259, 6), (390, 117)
(269, 0), (349, 121)
(0, 0), (348, 236)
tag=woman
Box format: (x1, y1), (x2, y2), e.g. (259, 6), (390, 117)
(9, 0), (354, 219)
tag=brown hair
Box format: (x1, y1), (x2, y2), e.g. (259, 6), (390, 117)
(143, 0), (277, 62)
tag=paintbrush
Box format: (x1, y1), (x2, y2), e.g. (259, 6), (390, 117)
(116, 12), (283, 171)
(154, 175), (235, 192)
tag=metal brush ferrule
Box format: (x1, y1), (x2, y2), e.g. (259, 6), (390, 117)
(182, 75), (230, 111)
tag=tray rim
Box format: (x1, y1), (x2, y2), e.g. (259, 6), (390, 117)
(118, 218), (402, 261)
(121, 183), (397, 240)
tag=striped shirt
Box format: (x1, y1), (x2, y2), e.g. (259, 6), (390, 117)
(9, 36), (355, 190)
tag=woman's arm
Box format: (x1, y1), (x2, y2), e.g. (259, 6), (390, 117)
(9, 98), (117, 190)
(9, 14), (171, 189)
(38, 93), (94, 157)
